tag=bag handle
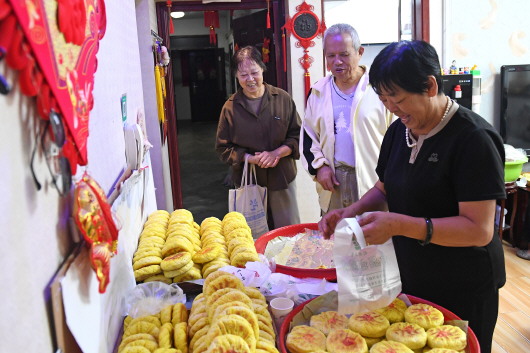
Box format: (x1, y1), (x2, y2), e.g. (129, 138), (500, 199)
(241, 155), (250, 187)
(241, 155), (259, 186)
(248, 163), (258, 185)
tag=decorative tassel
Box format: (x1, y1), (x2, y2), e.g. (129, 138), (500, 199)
(166, 1), (174, 34)
(266, 0), (271, 28)
(304, 71), (311, 101)
(204, 11), (219, 45)
(209, 26), (216, 45)
(282, 29), (286, 72)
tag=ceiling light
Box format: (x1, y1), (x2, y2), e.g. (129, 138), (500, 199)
(171, 11), (185, 19)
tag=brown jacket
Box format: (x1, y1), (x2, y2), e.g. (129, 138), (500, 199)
(216, 84), (301, 191)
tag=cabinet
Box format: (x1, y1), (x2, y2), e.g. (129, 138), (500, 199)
(499, 183), (530, 248)
(513, 186), (530, 248)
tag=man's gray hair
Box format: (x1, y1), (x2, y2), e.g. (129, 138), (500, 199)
(323, 23), (361, 51)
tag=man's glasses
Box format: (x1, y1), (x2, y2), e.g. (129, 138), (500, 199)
(30, 110), (72, 196)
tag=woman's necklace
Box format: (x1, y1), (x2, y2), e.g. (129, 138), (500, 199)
(405, 97), (452, 148)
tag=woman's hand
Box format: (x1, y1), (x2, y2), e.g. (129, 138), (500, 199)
(357, 211), (401, 245)
(255, 151), (280, 168)
(318, 207), (353, 239)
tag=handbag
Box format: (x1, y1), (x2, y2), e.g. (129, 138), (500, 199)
(228, 157), (269, 238)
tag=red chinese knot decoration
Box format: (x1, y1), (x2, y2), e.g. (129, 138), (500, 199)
(282, 1), (326, 98)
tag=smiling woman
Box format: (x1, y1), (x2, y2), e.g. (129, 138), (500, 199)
(215, 46), (302, 232)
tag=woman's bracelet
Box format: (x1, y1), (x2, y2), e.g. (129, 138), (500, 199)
(419, 217), (433, 246)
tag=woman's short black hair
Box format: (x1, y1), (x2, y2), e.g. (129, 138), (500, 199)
(232, 46), (267, 72)
(369, 40), (443, 95)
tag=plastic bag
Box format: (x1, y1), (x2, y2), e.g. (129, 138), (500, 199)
(122, 282), (186, 318)
(333, 216), (402, 315)
(228, 157), (269, 238)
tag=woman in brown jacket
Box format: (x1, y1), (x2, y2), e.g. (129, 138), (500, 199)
(216, 46), (301, 233)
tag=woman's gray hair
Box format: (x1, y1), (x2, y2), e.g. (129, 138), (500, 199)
(323, 23), (361, 51)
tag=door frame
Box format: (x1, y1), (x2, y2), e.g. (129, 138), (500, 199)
(156, 0), (287, 210)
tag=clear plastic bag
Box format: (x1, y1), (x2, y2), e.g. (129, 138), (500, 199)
(333, 216), (402, 315)
(122, 282), (186, 318)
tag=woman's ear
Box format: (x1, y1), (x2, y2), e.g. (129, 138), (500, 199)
(426, 75), (439, 97)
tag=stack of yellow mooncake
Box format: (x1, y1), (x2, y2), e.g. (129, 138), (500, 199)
(222, 212), (260, 267)
(132, 210), (170, 283)
(133, 211), (261, 284)
(187, 270), (279, 353)
(118, 302), (188, 353)
(195, 216), (231, 278)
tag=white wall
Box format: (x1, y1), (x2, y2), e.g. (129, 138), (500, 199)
(441, 0), (530, 128)
(136, 0), (171, 210)
(0, 0), (151, 351)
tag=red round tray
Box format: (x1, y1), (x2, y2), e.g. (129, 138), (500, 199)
(279, 294), (480, 353)
(254, 223), (337, 281)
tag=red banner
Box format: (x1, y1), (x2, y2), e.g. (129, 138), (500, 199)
(2, 0), (107, 169)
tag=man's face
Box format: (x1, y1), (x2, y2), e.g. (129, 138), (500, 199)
(324, 33), (363, 80)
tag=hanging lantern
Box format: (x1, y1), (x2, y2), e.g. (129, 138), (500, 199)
(204, 10), (219, 45)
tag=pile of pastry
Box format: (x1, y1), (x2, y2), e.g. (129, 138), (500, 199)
(132, 210), (260, 283)
(286, 299), (467, 353)
(118, 302), (188, 353)
(187, 270), (278, 353)
(117, 270), (279, 353)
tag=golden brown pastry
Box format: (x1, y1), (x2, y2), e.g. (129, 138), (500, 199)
(386, 322), (427, 350)
(426, 325), (467, 351)
(205, 334), (251, 353)
(375, 297), (408, 323)
(286, 325), (327, 353)
(325, 328), (368, 353)
(347, 311), (389, 338)
(173, 321), (188, 353)
(405, 304), (444, 330)
(310, 311), (349, 335)
(206, 314), (256, 352)
(370, 341), (414, 353)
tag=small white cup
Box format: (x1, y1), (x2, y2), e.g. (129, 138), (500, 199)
(269, 297), (294, 328)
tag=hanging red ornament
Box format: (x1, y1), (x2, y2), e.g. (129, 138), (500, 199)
(282, 1), (326, 100)
(204, 11), (219, 45)
(1, 0), (107, 169)
(262, 37), (270, 63)
(73, 173), (119, 293)
(266, 0), (271, 29)
(166, 1), (174, 34)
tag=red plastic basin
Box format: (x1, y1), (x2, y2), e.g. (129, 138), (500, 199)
(254, 223), (337, 281)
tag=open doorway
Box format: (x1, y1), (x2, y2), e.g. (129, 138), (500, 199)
(157, 1), (287, 222)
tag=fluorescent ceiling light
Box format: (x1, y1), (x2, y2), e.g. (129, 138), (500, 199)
(171, 11), (185, 19)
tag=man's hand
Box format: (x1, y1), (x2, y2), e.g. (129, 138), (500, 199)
(316, 165), (339, 191)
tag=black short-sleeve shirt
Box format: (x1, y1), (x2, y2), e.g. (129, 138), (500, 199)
(376, 106), (506, 309)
